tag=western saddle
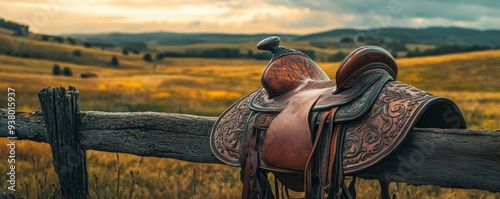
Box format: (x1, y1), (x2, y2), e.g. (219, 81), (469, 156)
(210, 36), (466, 199)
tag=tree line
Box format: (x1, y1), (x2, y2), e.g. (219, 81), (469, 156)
(406, 45), (496, 57)
(0, 18), (28, 36)
(154, 48), (317, 60)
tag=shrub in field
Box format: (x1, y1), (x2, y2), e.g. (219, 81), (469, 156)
(67, 37), (77, 45)
(328, 51), (347, 62)
(143, 53), (153, 62)
(53, 36), (65, 43)
(63, 67), (73, 76)
(41, 35), (50, 41)
(111, 56), (120, 66)
(340, 36), (354, 43)
(73, 49), (82, 57)
(52, 64), (61, 75)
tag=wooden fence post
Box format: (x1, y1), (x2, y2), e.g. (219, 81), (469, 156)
(38, 86), (88, 199)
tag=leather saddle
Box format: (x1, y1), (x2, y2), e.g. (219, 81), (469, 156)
(210, 36), (466, 198)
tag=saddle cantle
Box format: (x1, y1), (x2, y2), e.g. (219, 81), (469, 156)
(210, 36), (466, 198)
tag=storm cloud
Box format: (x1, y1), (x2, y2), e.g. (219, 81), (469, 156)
(264, 0), (500, 29)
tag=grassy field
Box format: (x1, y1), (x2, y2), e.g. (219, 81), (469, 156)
(0, 30), (499, 198)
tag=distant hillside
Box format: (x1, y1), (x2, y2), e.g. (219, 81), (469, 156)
(1, 16), (498, 47)
(68, 26), (500, 48)
(0, 26), (146, 69)
(0, 16), (498, 64)
(0, 18), (28, 36)
(295, 27), (500, 47)
(69, 32), (299, 46)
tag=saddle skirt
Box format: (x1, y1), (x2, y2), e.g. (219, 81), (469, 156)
(210, 82), (466, 172)
(210, 36), (466, 195)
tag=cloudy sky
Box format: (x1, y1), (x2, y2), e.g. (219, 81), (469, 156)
(0, 0), (498, 35)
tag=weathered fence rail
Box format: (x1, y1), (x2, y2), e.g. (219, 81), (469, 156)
(1, 87), (499, 199)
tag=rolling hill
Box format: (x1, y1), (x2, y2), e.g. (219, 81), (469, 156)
(2, 16), (500, 48)
(68, 26), (500, 47)
(69, 32), (299, 46)
(295, 27), (500, 46)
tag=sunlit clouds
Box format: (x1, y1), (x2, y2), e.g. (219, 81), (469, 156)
(0, 0), (498, 34)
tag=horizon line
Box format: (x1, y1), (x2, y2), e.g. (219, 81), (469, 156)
(56, 25), (499, 36)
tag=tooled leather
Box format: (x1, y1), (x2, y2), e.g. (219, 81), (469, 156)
(342, 81), (435, 173)
(210, 90), (257, 166)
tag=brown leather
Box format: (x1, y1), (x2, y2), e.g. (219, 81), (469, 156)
(241, 127), (258, 199)
(262, 55), (330, 99)
(335, 46), (397, 93)
(261, 90), (322, 170)
(320, 109), (338, 198)
(210, 37), (467, 198)
(326, 125), (340, 197)
(305, 111), (331, 195)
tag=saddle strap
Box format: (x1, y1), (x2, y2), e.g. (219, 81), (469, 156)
(379, 180), (394, 199)
(324, 124), (349, 199)
(305, 107), (354, 199)
(241, 127), (260, 199)
(348, 177), (357, 199)
(305, 110), (333, 198)
(321, 108), (342, 199)
(318, 108), (336, 198)
(312, 107), (352, 199)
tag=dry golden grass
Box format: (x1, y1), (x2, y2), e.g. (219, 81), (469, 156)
(431, 91), (500, 130)
(0, 41), (499, 198)
(405, 43), (435, 52)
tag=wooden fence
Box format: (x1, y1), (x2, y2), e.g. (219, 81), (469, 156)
(0, 87), (499, 199)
